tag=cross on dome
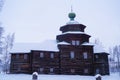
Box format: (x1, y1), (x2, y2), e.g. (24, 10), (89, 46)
(68, 6), (76, 21)
(66, 6), (79, 24)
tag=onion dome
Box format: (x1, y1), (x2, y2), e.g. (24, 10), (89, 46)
(66, 12), (79, 24)
(68, 12), (76, 21)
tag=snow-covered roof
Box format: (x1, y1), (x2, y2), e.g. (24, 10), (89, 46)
(82, 42), (107, 54)
(10, 40), (59, 53)
(10, 43), (31, 53)
(63, 31), (84, 34)
(60, 31), (89, 36)
(57, 41), (70, 45)
(10, 39), (107, 54)
(93, 44), (106, 53)
(66, 20), (79, 25)
(82, 42), (94, 46)
(33, 40), (59, 52)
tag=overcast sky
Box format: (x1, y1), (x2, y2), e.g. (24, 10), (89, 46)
(0, 0), (120, 50)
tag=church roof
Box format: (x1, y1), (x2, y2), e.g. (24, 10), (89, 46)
(10, 40), (107, 54)
(10, 40), (59, 53)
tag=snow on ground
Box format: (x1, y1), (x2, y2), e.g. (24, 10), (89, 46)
(0, 73), (120, 80)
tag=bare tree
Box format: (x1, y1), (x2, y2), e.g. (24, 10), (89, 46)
(109, 47), (117, 73)
(0, 0), (5, 12)
(113, 45), (120, 75)
(0, 26), (4, 54)
(109, 45), (120, 75)
(0, 0), (5, 54)
(0, 25), (4, 73)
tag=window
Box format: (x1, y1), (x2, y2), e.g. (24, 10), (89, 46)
(71, 40), (80, 46)
(17, 66), (21, 71)
(70, 69), (75, 73)
(72, 40), (76, 45)
(84, 69), (88, 73)
(40, 52), (44, 58)
(95, 55), (98, 58)
(50, 68), (54, 73)
(83, 52), (88, 59)
(24, 54), (27, 59)
(96, 68), (100, 74)
(16, 54), (19, 59)
(50, 53), (54, 58)
(39, 68), (44, 72)
(70, 51), (75, 59)
(76, 40), (80, 45)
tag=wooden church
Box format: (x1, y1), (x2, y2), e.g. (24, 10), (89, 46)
(10, 11), (109, 75)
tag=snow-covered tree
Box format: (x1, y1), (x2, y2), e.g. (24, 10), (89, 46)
(2, 33), (14, 73)
(0, 25), (14, 73)
(0, 0), (14, 73)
